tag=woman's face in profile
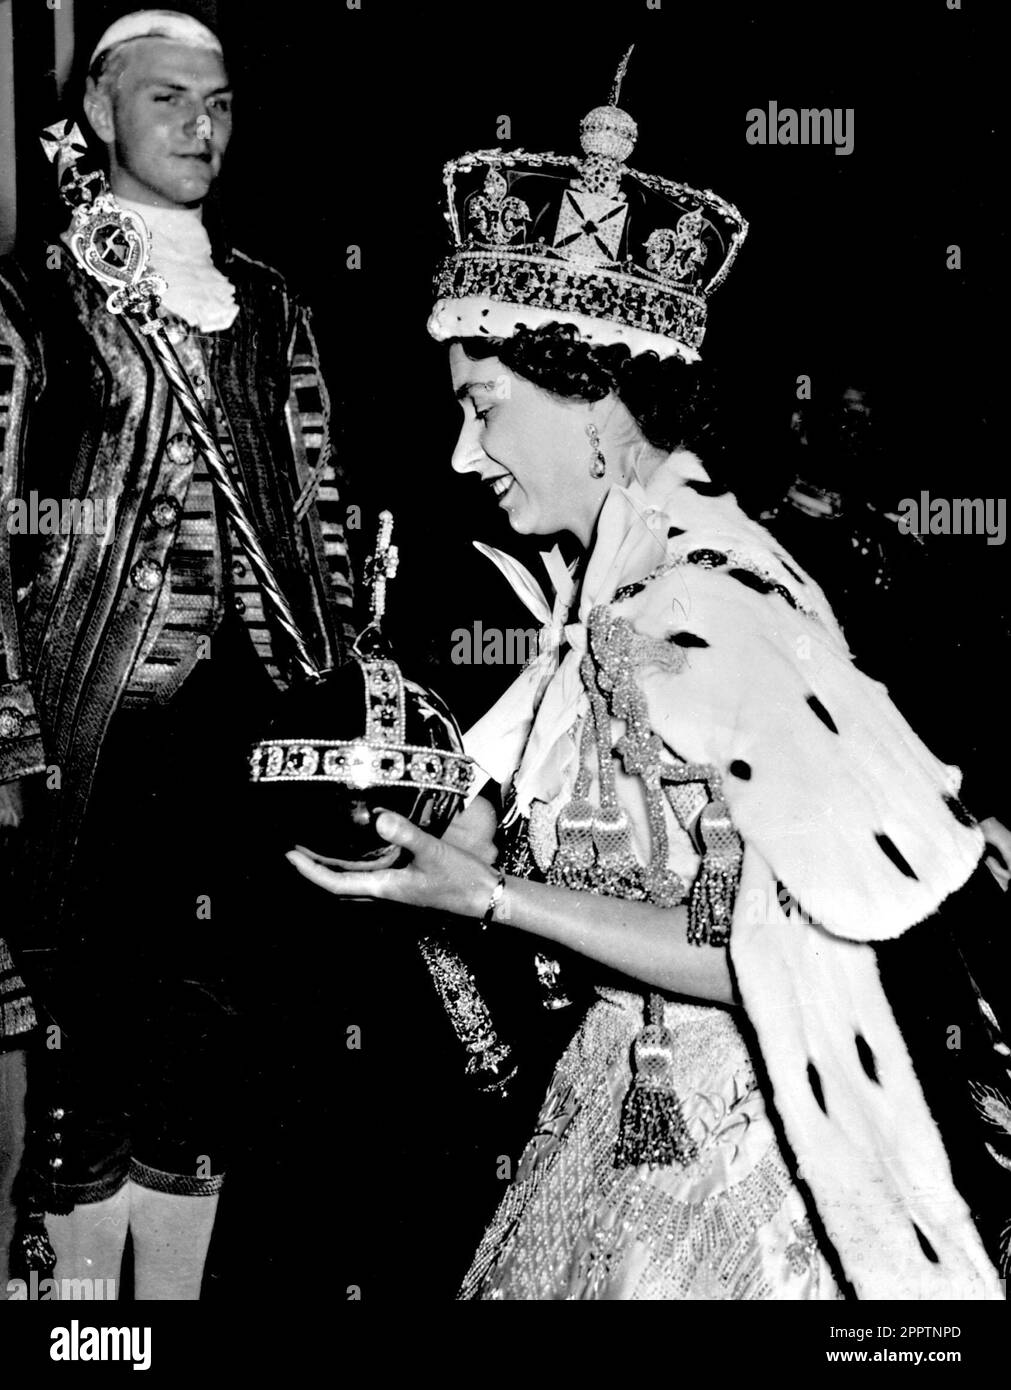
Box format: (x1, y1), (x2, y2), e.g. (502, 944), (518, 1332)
(448, 343), (607, 545)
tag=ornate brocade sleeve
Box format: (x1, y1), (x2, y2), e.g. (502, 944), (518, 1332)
(285, 304), (356, 655)
(0, 287), (47, 783)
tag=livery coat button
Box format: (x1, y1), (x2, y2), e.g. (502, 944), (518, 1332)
(130, 558), (163, 592)
(233, 595), (246, 614)
(0, 706), (23, 739)
(150, 494), (182, 528)
(49, 1156), (63, 1170)
(166, 433), (196, 465)
(50, 1107), (66, 1120)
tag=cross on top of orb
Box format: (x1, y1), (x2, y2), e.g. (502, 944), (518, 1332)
(364, 510), (399, 625)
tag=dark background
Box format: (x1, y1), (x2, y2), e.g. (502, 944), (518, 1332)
(6, 0), (1006, 1307)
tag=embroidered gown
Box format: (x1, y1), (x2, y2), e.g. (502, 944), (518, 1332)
(462, 984), (838, 1300)
(457, 452), (1004, 1302)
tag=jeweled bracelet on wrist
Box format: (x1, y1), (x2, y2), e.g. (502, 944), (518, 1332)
(481, 871), (506, 930)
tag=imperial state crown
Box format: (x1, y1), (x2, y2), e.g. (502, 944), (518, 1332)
(428, 48), (748, 363)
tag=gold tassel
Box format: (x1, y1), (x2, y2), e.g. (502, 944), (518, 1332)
(687, 795), (742, 946)
(615, 994), (697, 1168)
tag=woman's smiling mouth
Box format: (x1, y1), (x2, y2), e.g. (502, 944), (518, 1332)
(488, 473), (514, 500)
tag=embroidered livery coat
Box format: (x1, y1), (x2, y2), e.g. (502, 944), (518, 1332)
(0, 239), (355, 979)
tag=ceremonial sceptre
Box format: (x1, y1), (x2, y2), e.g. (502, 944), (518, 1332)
(41, 121), (319, 679)
(40, 121), (516, 1094)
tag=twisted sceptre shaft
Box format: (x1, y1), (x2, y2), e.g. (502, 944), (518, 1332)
(41, 122), (516, 1094)
(41, 121), (319, 681)
(150, 333), (320, 679)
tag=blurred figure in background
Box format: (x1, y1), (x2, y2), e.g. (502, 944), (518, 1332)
(761, 374), (1010, 883)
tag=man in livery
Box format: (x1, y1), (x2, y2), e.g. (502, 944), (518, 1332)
(0, 10), (353, 1297)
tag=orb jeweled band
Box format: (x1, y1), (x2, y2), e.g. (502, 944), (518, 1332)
(249, 651), (474, 795)
(248, 736), (473, 795)
(360, 656), (406, 744)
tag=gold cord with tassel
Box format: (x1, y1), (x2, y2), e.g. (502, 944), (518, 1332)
(688, 793), (743, 947)
(615, 992), (698, 1168)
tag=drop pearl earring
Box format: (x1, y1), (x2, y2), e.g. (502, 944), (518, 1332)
(586, 423), (607, 478)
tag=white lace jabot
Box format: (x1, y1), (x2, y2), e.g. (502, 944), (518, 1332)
(117, 197), (238, 332)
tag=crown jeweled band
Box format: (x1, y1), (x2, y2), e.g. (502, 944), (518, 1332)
(428, 78), (747, 362)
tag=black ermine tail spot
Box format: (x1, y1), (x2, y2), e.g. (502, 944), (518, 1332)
(913, 1224), (940, 1264)
(728, 567), (774, 595)
(875, 832), (919, 880)
(806, 694), (838, 734)
(943, 794), (977, 829)
(855, 1033), (880, 1084)
(776, 554), (807, 585)
(670, 631), (709, 648)
(807, 1061), (827, 1114)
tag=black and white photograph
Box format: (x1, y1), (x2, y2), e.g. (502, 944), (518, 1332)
(0, 0), (1007, 1368)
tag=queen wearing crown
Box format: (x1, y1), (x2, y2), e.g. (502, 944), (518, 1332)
(291, 59), (1009, 1300)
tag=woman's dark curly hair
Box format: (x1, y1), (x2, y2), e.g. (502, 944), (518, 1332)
(455, 321), (727, 467)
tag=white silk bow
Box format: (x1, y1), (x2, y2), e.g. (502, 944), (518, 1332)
(461, 541), (577, 807)
(462, 457), (704, 812)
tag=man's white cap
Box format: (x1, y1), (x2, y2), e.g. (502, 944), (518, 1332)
(89, 9), (222, 68)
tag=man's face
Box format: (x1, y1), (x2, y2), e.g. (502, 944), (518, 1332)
(88, 39), (233, 208)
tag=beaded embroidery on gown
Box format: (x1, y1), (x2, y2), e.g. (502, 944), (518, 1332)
(458, 562), (841, 1300)
(460, 918), (841, 1301)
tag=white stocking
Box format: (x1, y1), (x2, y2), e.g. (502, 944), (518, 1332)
(46, 1183), (130, 1297)
(128, 1181), (219, 1301)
